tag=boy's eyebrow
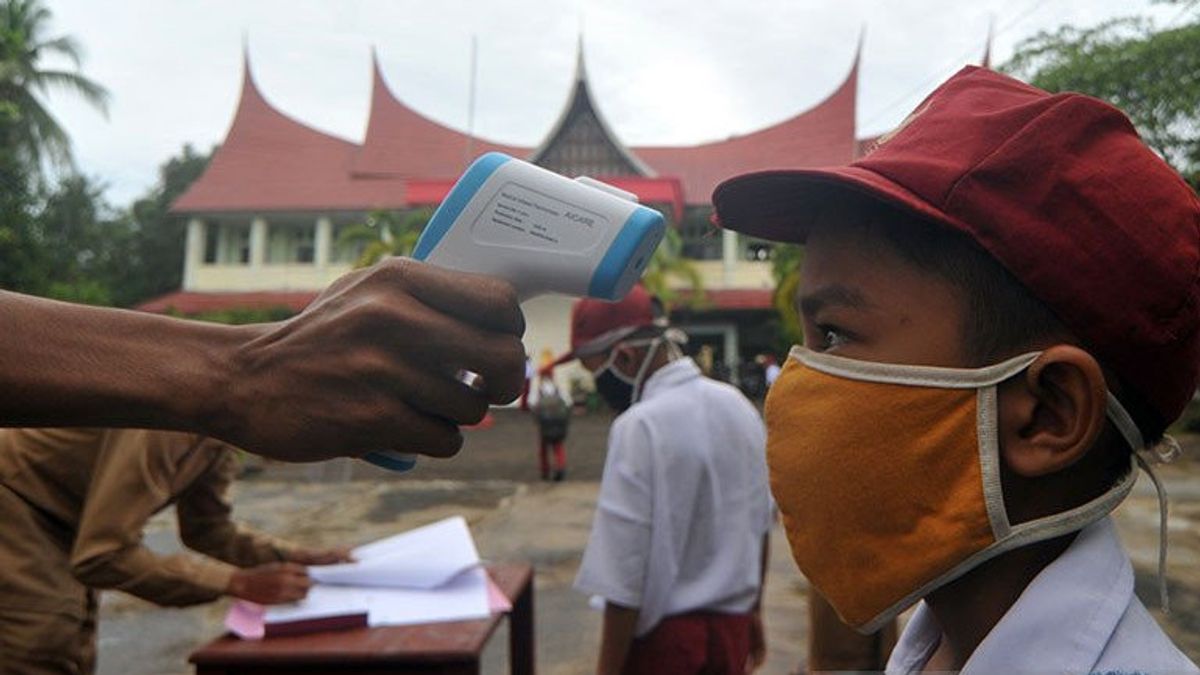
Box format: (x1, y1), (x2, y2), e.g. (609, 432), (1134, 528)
(797, 285), (872, 316)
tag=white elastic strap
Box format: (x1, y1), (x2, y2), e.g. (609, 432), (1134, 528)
(1105, 393), (1145, 453)
(630, 338), (664, 404)
(1136, 452), (1171, 614)
(789, 345), (1041, 389)
(1109, 393), (1173, 614)
(597, 337), (662, 387)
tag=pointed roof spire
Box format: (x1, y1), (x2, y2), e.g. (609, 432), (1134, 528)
(355, 48), (525, 178)
(981, 17), (994, 69)
(574, 32), (587, 82)
(172, 42), (408, 213)
(634, 37), (860, 198)
(856, 23), (866, 66)
(529, 38), (654, 176)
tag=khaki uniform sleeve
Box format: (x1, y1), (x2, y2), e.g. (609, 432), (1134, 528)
(69, 429), (237, 607)
(175, 445), (295, 567)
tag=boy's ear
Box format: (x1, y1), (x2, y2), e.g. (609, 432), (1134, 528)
(997, 345), (1108, 477)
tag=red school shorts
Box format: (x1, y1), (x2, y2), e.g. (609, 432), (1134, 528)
(623, 610), (753, 675)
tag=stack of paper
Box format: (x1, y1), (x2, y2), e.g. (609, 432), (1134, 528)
(226, 516), (511, 639)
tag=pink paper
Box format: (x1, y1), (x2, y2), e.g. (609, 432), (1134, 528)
(225, 600), (266, 640)
(486, 572), (512, 612)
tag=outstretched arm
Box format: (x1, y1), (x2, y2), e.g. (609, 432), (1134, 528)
(0, 258), (526, 462)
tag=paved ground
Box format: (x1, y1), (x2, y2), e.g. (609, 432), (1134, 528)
(95, 409), (1200, 674)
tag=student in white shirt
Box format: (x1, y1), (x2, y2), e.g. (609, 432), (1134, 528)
(556, 285), (772, 675)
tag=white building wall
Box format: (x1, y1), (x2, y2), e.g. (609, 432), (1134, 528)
(181, 212), (773, 392)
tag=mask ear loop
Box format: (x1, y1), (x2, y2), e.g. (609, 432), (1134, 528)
(1137, 434), (1182, 615)
(630, 338), (664, 404)
(1135, 452), (1170, 614)
(1107, 394), (1179, 615)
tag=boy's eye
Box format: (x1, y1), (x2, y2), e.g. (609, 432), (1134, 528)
(820, 327), (849, 351)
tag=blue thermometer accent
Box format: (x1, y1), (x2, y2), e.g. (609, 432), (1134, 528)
(412, 152), (511, 261)
(588, 207), (665, 300)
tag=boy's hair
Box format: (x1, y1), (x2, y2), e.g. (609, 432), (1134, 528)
(845, 199), (1165, 450)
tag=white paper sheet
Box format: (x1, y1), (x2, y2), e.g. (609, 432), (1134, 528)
(308, 515), (480, 589)
(246, 516), (492, 634)
(263, 566), (491, 628)
(260, 587), (370, 625)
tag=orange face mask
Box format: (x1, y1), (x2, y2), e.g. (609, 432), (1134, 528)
(764, 346), (1143, 633)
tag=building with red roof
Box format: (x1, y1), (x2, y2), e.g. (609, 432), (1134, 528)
(152, 37), (982, 383)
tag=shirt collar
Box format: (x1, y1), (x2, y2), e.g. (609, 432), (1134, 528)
(887, 517), (1133, 674)
(639, 357), (702, 402)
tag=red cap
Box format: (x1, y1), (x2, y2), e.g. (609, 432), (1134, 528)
(563, 284), (660, 360)
(712, 66), (1200, 425)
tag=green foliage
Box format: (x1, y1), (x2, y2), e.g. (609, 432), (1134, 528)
(34, 173), (132, 305)
(338, 208), (431, 268)
(769, 244), (805, 348)
(0, 113), (40, 291)
(1004, 8), (1200, 180)
(641, 226), (705, 307)
(0, 0), (129, 302)
(0, 0), (109, 177)
(0, 141), (210, 306)
(119, 144), (211, 305)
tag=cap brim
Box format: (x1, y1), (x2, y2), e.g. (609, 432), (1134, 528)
(712, 165), (968, 244)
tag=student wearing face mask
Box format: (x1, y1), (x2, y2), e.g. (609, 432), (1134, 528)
(713, 67), (1198, 673)
(555, 285), (773, 675)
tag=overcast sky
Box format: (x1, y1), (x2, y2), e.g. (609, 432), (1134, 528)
(44, 0), (1185, 206)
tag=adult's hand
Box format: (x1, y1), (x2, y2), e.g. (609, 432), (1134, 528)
(227, 562), (312, 605)
(0, 259), (524, 462)
(207, 258), (526, 462)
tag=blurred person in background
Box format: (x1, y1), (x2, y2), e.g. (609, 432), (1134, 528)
(530, 375), (571, 481)
(561, 285), (773, 674)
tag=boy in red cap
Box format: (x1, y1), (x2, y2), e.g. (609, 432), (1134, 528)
(561, 285), (773, 674)
(713, 66), (1199, 672)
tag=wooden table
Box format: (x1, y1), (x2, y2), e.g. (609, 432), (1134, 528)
(190, 563), (534, 675)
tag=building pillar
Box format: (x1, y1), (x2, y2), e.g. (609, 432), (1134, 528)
(722, 228), (738, 285)
(250, 216), (267, 268)
(724, 326), (739, 383)
(315, 216), (332, 270)
(183, 218), (204, 291)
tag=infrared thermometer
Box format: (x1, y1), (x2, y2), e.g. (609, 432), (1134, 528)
(364, 152), (666, 471)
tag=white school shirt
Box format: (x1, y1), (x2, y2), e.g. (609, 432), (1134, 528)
(574, 357), (771, 637)
(886, 517), (1198, 674)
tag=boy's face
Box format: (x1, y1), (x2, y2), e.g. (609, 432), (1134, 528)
(798, 223), (971, 368)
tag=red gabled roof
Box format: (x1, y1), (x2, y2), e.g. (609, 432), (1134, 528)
(632, 43), (860, 204)
(672, 288), (774, 311)
(172, 56), (407, 214)
(352, 51), (528, 179)
(855, 134), (883, 158)
(174, 43), (869, 215)
(594, 176), (684, 222)
(137, 290), (318, 314)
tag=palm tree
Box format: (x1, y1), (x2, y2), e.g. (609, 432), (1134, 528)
(641, 226), (705, 308)
(336, 208), (432, 269)
(0, 0), (109, 173)
(770, 243), (805, 347)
